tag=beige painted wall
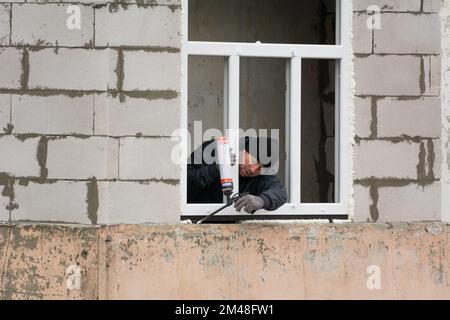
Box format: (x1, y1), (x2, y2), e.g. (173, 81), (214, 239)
(1, 222), (449, 300)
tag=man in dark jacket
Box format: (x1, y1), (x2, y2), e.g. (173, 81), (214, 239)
(187, 137), (287, 213)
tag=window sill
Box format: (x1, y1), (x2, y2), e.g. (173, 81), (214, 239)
(182, 214), (349, 224)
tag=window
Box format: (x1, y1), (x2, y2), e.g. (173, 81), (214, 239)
(181, 0), (350, 221)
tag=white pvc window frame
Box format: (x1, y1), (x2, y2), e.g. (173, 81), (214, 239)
(180, 0), (351, 218)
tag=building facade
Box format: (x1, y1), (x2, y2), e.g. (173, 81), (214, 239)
(0, 0), (450, 299)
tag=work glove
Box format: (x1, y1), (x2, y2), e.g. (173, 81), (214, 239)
(234, 194), (265, 214)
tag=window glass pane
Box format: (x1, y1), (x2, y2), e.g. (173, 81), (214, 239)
(187, 55), (226, 204)
(239, 57), (289, 202)
(188, 55), (225, 150)
(189, 0), (336, 45)
(301, 59), (338, 203)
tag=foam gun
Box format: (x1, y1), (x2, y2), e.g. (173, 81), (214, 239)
(196, 136), (248, 224)
(196, 192), (249, 224)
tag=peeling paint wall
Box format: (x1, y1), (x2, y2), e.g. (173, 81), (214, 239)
(1, 223), (450, 299)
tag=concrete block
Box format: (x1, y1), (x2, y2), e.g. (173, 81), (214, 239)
(0, 48), (22, 89)
(97, 181), (180, 224)
(377, 183), (440, 221)
(12, 181), (91, 224)
(353, 0), (421, 12)
(353, 13), (372, 54)
(0, 135), (40, 177)
(354, 97), (372, 138)
(12, 4), (94, 46)
(94, 93), (180, 137)
(122, 51), (180, 91)
(95, 5), (180, 47)
(119, 137), (180, 180)
(374, 14), (441, 54)
(0, 4), (9, 45)
(28, 48), (117, 91)
(423, 55), (441, 96)
(354, 140), (420, 179)
(377, 97), (441, 138)
(423, 0), (441, 13)
(354, 55), (421, 96)
(47, 137), (118, 179)
(353, 184), (372, 222)
(0, 94), (10, 133)
(12, 94), (94, 135)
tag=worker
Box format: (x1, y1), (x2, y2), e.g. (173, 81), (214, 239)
(187, 136), (287, 213)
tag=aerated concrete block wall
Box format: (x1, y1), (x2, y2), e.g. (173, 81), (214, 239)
(0, 0), (182, 224)
(352, 0), (443, 222)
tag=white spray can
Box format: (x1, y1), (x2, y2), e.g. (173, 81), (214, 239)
(216, 136), (233, 196)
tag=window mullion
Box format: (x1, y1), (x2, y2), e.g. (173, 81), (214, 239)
(289, 56), (301, 205)
(285, 60), (291, 199)
(227, 54), (240, 197)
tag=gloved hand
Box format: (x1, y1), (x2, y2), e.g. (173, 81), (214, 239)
(234, 194), (265, 214)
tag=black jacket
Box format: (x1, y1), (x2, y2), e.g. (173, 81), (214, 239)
(187, 141), (287, 211)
